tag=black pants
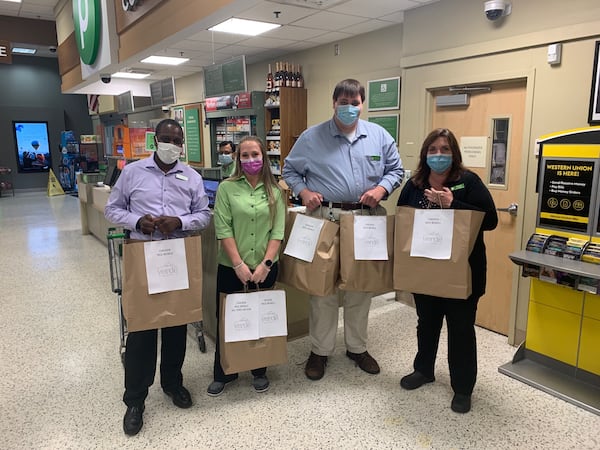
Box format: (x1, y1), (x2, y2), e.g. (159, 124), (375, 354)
(123, 325), (187, 407)
(412, 293), (480, 395)
(213, 263), (279, 382)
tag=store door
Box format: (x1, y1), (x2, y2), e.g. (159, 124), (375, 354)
(431, 80), (527, 335)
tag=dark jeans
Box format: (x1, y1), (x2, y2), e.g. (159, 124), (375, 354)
(123, 325), (187, 406)
(412, 293), (480, 395)
(213, 263), (279, 382)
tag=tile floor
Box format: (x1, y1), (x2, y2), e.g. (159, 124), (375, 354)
(1, 192), (599, 449)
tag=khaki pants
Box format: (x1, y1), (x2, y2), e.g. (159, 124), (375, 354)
(307, 205), (385, 356)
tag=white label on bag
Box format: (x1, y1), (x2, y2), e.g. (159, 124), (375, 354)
(410, 209), (454, 259)
(224, 290), (287, 342)
(283, 214), (325, 262)
(353, 215), (388, 260)
(144, 238), (189, 294)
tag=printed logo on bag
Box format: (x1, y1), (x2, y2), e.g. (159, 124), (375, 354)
(72, 0), (101, 65)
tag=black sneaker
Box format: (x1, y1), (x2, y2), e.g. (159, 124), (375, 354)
(400, 371), (435, 390)
(252, 375), (270, 393)
(451, 393), (472, 413)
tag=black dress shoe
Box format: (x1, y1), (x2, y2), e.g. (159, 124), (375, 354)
(451, 393), (472, 413)
(400, 371), (435, 390)
(164, 385), (193, 409)
(123, 405), (144, 436)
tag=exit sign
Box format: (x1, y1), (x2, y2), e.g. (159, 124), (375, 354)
(0, 40), (12, 64)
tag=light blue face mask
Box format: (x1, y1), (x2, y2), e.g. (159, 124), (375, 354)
(426, 154), (453, 173)
(336, 104), (360, 126)
(218, 153), (233, 165)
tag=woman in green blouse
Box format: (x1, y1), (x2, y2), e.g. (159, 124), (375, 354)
(207, 136), (286, 397)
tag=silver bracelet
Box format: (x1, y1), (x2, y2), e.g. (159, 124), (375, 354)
(232, 261), (244, 270)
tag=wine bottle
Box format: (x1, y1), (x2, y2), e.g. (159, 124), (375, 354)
(297, 65), (304, 89)
(291, 63), (297, 88)
(266, 64), (273, 93)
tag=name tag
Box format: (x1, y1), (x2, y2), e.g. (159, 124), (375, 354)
(369, 155), (381, 161)
(176, 174), (188, 181)
(450, 183), (464, 191)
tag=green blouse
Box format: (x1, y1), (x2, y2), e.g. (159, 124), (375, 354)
(214, 176), (285, 269)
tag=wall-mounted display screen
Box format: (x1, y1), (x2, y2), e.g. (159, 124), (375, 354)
(13, 121), (52, 173)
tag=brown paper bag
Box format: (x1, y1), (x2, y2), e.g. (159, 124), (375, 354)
(219, 293), (288, 375)
(393, 207), (484, 299)
(122, 235), (203, 332)
(278, 211), (340, 296)
(338, 214), (394, 293)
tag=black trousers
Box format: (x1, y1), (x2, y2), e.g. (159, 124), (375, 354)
(213, 263), (279, 382)
(412, 293), (480, 395)
(123, 325), (187, 407)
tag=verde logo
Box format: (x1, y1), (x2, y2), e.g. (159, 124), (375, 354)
(72, 0), (101, 65)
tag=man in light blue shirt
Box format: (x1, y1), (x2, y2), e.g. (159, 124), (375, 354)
(283, 78), (404, 381)
(105, 119), (211, 436)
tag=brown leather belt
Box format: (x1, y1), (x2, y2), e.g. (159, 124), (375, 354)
(321, 201), (366, 210)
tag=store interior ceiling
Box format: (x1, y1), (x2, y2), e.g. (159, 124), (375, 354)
(2, 0), (440, 93)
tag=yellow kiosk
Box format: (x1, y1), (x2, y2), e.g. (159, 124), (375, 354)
(502, 127), (600, 415)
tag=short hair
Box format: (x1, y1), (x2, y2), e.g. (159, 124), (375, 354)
(155, 118), (183, 135)
(218, 140), (235, 152)
(332, 79), (365, 102)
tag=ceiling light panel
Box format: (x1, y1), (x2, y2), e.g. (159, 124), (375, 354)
(209, 18), (281, 36)
(141, 55), (189, 65)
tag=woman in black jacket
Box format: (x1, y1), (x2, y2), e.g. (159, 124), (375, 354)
(397, 128), (498, 413)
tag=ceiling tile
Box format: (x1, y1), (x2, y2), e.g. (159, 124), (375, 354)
(293, 11), (369, 31)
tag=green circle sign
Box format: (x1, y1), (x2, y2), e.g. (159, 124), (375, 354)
(72, 0), (101, 66)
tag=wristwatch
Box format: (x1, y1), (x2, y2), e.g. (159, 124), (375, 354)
(263, 259), (273, 269)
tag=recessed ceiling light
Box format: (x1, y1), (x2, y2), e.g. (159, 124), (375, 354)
(112, 71), (151, 79)
(209, 18), (281, 36)
(140, 55), (189, 66)
(3, 0), (23, 3)
(12, 47), (36, 55)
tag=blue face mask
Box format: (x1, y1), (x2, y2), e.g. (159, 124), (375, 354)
(336, 104), (360, 126)
(427, 154), (453, 173)
(218, 153), (233, 166)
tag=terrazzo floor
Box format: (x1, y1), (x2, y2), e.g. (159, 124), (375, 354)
(1, 191), (599, 449)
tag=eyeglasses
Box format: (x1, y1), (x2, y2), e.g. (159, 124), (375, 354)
(157, 136), (184, 146)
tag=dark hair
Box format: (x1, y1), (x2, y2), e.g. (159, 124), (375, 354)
(412, 128), (465, 189)
(332, 79), (365, 102)
(155, 118), (183, 135)
(218, 140), (236, 152)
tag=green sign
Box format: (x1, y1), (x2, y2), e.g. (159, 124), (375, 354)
(204, 56), (247, 97)
(145, 132), (156, 152)
(72, 0), (101, 65)
(367, 77), (400, 111)
(368, 115), (399, 143)
(184, 108), (202, 164)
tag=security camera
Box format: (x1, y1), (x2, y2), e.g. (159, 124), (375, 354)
(161, 106), (170, 113)
(48, 46), (57, 53)
(484, 1), (511, 21)
(100, 74), (111, 84)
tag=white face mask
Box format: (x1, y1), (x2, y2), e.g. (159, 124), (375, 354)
(156, 142), (182, 164)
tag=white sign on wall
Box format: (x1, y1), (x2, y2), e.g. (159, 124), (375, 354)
(460, 136), (488, 168)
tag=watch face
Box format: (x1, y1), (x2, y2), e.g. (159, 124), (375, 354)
(265, 259), (273, 267)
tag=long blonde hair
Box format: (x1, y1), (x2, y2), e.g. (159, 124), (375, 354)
(229, 136), (282, 224)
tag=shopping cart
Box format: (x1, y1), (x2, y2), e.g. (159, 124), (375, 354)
(106, 228), (207, 366)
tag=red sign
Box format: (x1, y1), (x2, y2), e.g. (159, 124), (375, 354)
(205, 92), (252, 111)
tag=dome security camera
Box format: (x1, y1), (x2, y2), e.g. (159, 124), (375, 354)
(484, 1), (511, 21)
(48, 46), (57, 53)
(100, 74), (111, 84)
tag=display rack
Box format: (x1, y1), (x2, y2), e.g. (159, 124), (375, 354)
(264, 87), (307, 177)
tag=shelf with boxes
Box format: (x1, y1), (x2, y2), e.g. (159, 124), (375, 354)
(263, 87), (306, 178)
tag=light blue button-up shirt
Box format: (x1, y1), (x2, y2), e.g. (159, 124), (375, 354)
(105, 156), (212, 240)
(283, 119), (404, 202)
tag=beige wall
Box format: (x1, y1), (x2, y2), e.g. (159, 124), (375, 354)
(173, 0), (600, 343)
